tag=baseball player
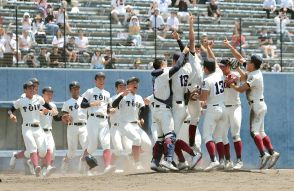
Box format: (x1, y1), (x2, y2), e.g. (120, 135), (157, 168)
(109, 79), (133, 173)
(112, 77), (151, 170)
(195, 55), (227, 171)
(81, 72), (113, 173)
(39, 86), (61, 176)
(218, 59), (243, 170)
(224, 39), (280, 169)
(10, 77), (42, 174)
(61, 81), (88, 174)
(8, 81), (51, 177)
(148, 47), (190, 172)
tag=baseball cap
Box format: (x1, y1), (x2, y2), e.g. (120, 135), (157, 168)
(23, 81), (34, 89)
(69, 81), (80, 90)
(42, 86), (54, 94)
(115, 79), (126, 88)
(219, 58), (230, 67)
(29, 78), (39, 85)
(95, 72), (106, 80)
(249, 55), (263, 68)
(127, 77), (140, 85)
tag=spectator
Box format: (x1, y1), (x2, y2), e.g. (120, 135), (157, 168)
(23, 52), (38, 68)
(131, 58), (143, 69)
(52, 30), (65, 49)
(91, 49), (105, 69)
(49, 46), (62, 67)
(125, 5), (138, 25)
(71, 0), (80, 13)
(231, 30), (247, 57)
(44, 4), (59, 36)
(128, 16), (142, 47)
(37, 47), (50, 67)
(55, 6), (72, 33)
(111, 0), (126, 25)
(104, 47), (116, 69)
(0, 28), (6, 66)
(154, 0), (172, 19)
(207, 0), (221, 23)
(32, 15), (47, 44)
(21, 12), (32, 31)
(75, 29), (90, 62)
(280, 0), (294, 19)
(35, 0), (48, 17)
(65, 36), (77, 62)
(274, 11), (292, 41)
(148, 1), (159, 17)
(176, 0), (195, 22)
(32, 14), (45, 35)
(260, 62), (272, 72)
(19, 30), (33, 58)
(0, 15), (3, 26)
(166, 11), (180, 32)
(272, 63), (281, 72)
(263, 0), (276, 19)
(149, 8), (166, 39)
(3, 32), (17, 67)
(258, 28), (276, 58)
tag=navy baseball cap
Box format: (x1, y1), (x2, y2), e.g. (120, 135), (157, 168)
(23, 81), (34, 89)
(29, 77), (39, 85)
(249, 55), (263, 68)
(42, 86), (54, 94)
(69, 81), (80, 90)
(95, 72), (106, 80)
(115, 79), (126, 87)
(127, 77), (140, 84)
(219, 58), (230, 67)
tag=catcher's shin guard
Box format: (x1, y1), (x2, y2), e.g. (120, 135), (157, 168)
(163, 132), (176, 162)
(152, 141), (164, 166)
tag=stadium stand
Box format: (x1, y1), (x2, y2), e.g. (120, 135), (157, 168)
(0, 0), (293, 71)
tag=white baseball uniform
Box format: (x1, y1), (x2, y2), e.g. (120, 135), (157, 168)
(117, 92), (151, 152)
(40, 102), (58, 152)
(246, 69), (267, 138)
(201, 68), (226, 144)
(222, 72), (242, 144)
(82, 87), (111, 154)
(13, 95), (47, 157)
(109, 94), (132, 156)
(62, 96), (88, 159)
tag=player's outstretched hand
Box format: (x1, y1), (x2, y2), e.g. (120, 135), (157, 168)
(144, 98), (151, 105)
(122, 89), (130, 96)
(223, 37), (231, 48)
(10, 114), (17, 123)
(172, 31), (180, 40)
(109, 108), (116, 114)
(51, 108), (58, 116)
(90, 100), (101, 107)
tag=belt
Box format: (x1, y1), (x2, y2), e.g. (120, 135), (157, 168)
(248, 99), (264, 104)
(155, 105), (171, 109)
(43, 129), (51, 132)
(225, 105), (233, 107)
(176, 101), (183, 104)
(69, 122), (87, 126)
(25, 123), (39, 127)
(113, 123), (119, 126)
(212, 104), (219, 106)
(90, 113), (108, 119)
(130, 121), (138, 124)
(184, 120), (190, 124)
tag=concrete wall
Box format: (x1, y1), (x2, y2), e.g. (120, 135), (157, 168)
(0, 68), (293, 168)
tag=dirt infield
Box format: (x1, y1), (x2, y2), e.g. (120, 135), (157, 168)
(1, 169), (294, 191)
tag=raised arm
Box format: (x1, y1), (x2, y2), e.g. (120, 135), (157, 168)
(189, 14), (195, 53)
(223, 37), (246, 64)
(168, 47), (189, 78)
(172, 31), (185, 52)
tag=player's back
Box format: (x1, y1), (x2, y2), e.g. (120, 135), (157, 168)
(172, 64), (192, 101)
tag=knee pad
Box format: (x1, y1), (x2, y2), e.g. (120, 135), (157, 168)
(163, 132), (176, 160)
(232, 135), (241, 142)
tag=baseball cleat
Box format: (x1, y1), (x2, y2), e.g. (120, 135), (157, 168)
(35, 166), (41, 177)
(103, 165), (115, 174)
(260, 152), (271, 169)
(217, 160), (225, 170)
(204, 161), (220, 172)
(9, 152), (17, 169)
(267, 151), (280, 169)
(161, 160), (178, 171)
(150, 160), (169, 172)
(114, 169), (124, 174)
(134, 162), (144, 170)
(190, 152), (202, 170)
(233, 160), (243, 170)
(225, 160), (234, 170)
(27, 159), (35, 175)
(46, 165), (56, 177)
(178, 161), (189, 171)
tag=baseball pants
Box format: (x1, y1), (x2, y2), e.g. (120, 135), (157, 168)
(110, 123), (132, 156)
(66, 124), (87, 159)
(250, 101), (268, 138)
(172, 101), (188, 135)
(222, 105), (242, 144)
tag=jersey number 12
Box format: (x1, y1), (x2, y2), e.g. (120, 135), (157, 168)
(180, 75), (189, 87)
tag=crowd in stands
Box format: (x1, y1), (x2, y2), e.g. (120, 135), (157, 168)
(0, 0), (293, 71)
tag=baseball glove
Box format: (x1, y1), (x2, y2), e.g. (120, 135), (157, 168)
(225, 73), (238, 88)
(189, 86), (201, 101)
(85, 155), (98, 169)
(228, 58), (240, 69)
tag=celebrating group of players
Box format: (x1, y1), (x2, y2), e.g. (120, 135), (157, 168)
(7, 15), (280, 177)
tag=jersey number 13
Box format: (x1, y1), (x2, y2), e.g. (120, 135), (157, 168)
(215, 81), (224, 95)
